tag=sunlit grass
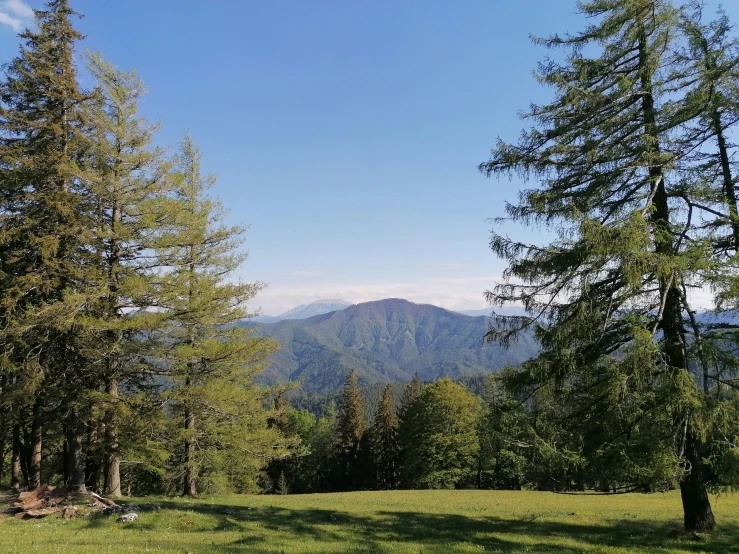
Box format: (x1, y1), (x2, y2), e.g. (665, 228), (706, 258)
(1, 489), (738, 553)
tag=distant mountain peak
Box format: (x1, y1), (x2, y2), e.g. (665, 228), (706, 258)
(244, 297), (539, 393)
(309, 298), (351, 306)
(252, 299), (353, 323)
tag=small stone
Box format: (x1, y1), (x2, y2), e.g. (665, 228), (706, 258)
(119, 512), (139, 523)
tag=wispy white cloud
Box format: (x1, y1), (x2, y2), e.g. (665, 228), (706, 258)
(253, 277), (499, 316)
(0, 0), (34, 32)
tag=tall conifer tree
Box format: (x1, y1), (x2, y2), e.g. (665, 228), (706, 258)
(371, 385), (400, 490)
(479, 0), (731, 531)
(154, 135), (281, 496)
(336, 369), (366, 490)
(76, 52), (170, 497)
(0, 0), (95, 493)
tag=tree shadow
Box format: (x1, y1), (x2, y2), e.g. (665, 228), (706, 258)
(90, 499), (739, 553)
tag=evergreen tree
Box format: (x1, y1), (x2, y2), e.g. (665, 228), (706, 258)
(371, 385), (400, 490)
(153, 135), (283, 496)
(76, 52), (171, 497)
(299, 405), (337, 493)
(400, 378), (480, 489)
(336, 370), (366, 490)
(398, 374), (422, 423)
(477, 0), (739, 530)
(0, 0), (96, 493)
(397, 373), (422, 484)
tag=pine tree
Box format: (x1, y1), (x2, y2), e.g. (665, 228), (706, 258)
(154, 135), (282, 496)
(336, 370), (366, 490)
(371, 385), (400, 490)
(0, 0), (96, 494)
(478, 0), (733, 531)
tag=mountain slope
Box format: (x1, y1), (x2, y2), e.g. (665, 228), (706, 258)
(248, 298), (538, 393)
(253, 299), (352, 323)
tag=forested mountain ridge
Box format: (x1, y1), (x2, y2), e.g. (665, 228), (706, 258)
(243, 298), (538, 393)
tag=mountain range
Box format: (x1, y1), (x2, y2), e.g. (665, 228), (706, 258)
(253, 299), (353, 323)
(244, 298), (538, 393)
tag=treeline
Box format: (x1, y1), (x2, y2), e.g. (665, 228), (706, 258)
(266, 372), (475, 493)
(266, 370), (598, 494)
(0, 1), (294, 497)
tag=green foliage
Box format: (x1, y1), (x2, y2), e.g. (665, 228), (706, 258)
(400, 379), (480, 489)
(335, 370), (368, 491)
(0, 2), (292, 496)
(478, 0), (739, 531)
(249, 298), (538, 394)
(152, 136), (286, 495)
(371, 385), (401, 490)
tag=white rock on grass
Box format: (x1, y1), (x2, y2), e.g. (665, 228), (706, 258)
(118, 513), (138, 523)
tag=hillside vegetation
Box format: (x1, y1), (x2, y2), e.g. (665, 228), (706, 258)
(1, 490), (737, 553)
(249, 299), (538, 393)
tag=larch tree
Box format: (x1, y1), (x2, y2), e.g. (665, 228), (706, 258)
(76, 52), (170, 497)
(479, 0), (739, 531)
(153, 135), (282, 496)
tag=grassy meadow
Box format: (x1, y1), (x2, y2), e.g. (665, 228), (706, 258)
(1, 489), (739, 553)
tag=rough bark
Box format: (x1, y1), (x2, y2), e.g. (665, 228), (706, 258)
(103, 378), (121, 498)
(29, 402), (42, 489)
(183, 406), (197, 497)
(11, 424), (22, 491)
(66, 423), (87, 494)
(681, 430), (717, 532)
(85, 423), (100, 492)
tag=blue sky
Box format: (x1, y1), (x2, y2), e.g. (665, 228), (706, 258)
(1, 0), (736, 315)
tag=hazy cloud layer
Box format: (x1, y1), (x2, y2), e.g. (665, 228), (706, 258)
(252, 275), (718, 318)
(254, 276), (501, 316)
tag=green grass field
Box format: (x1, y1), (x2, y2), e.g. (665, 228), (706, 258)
(1, 490), (738, 553)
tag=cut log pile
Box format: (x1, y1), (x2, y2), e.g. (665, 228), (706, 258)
(7, 485), (118, 520)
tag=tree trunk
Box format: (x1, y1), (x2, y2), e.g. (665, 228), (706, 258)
(0, 433), (4, 485)
(20, 429), (30, 485)
(11, 424), (22, 491)
(85, 423), (100, 492)
(62, 436), (69, 485)
(29, 402), (42, 489)
(183, 407), (197, 497)
(636, 18), (715, 532)
(103, 378), (121, 498)
(680, 430), (716, 532)
(66, 423), (87, 494)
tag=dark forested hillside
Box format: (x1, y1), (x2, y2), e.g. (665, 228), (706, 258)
(244, 299), (538, 393)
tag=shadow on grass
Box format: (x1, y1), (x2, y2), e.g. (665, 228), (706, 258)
(81, 498), (739, 553)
